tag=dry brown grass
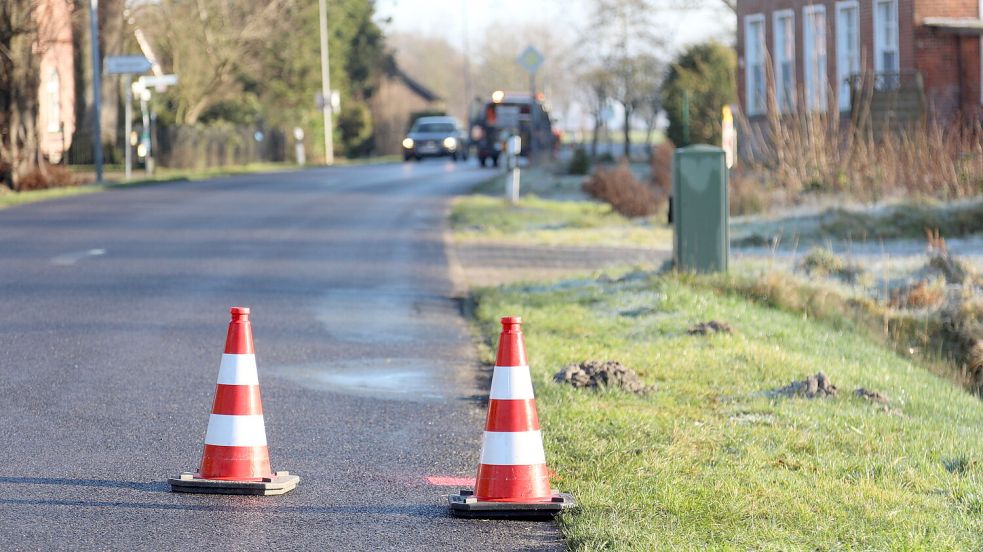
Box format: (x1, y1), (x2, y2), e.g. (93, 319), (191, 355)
(15, 164), (81, 191)
(970, 341), (983, 393)
(736, 69), (983, 211)
(582, 161), (662, 218)
(940, 292), (983, 395)
(649, 140), (674, 197)
(889, 279), (946, 309)
(729, 169), (773, 215)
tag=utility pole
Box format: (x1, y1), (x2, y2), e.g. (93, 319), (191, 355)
(318, 0), (334, 165)
(88, 0), (103, 182)
(461, 0), (472, 121)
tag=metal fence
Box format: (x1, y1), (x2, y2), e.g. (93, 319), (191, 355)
(154, 125), (287, 169)
(62, 123), (288, 170)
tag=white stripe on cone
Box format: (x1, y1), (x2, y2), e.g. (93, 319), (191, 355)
(216, 354), (259, 385)
(479, 430), (546, 465)
(488, 366), (535, 400)
(204, 414), (268, 447)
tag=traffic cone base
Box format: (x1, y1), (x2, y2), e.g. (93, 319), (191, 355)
(448, 489), (576, 520)
(169, 307), (298, 495)
(169, 471), (299, 496)
(449, 316), (576, 519)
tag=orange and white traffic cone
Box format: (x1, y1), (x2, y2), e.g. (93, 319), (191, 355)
(449, 316), (575, 519)
(169, 307), (299, 495)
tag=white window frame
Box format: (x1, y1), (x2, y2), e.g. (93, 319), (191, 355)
(744, 13), (766, 116)
(46, 69), (61, 133)
(803, 4), (828, 112)
(836, 0), (860, 112)
(874, 0), (899, 74)
(773, 9), (796, 112)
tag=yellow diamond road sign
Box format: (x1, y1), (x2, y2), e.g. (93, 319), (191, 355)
(517, 46), (544, 75)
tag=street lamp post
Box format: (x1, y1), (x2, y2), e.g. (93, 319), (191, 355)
(88, 0), (103, 182)
(318, 0), (334, 166)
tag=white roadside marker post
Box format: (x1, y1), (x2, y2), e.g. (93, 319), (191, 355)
(506, 135), (522, 204)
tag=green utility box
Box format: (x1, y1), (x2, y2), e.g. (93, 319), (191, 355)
(672, 145), (729, 272)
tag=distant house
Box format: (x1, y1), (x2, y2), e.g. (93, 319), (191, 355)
(370, 61), (443, 155)
(36, 0), (76, 164)
(737, 0), (982, 126)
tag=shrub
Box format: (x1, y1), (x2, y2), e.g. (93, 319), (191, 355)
(568, 145), (591, 175)
(661, 42), (736, 147)
(15, 164), (80, 191)
(582, 161), (661, 218)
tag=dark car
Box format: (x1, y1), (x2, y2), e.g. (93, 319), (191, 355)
(402, 116), (469, 162)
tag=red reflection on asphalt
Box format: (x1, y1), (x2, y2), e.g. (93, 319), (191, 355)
(425, 476), (475, 487)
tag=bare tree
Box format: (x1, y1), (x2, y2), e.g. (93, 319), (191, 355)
(632, 54), (663, 157)
(586, 0), (665, 159)
(134, 0), (294, 125)
(581, 67), (613, 159)
(0, 0), (41, 189)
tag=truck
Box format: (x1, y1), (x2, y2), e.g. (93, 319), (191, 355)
(468, 90), (555, 168)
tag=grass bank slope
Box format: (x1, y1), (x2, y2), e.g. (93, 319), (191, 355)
(471, 272), (982, 550)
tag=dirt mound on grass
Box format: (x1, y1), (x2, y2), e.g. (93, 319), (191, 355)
(854, 387), (890, 404)
(554, 360), (653, 395)
(687, 320), (733, 335)
(770, 374), (897, 408)
(770, 372), (838, 398)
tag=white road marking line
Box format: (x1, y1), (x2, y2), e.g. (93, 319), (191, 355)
(50, 248), (106, 266)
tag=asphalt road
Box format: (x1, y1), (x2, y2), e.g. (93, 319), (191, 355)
(0, 161), (563, 551)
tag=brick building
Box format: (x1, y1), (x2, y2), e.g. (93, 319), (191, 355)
(736, 0), (983, 124)
(35, 0), (76, 164)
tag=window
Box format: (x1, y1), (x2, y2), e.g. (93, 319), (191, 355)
(874, 0), (899, 77)
(744, 14), (766, 115)
(773, 10), (795, 112)
(803, 5), (828, 112)
(46, 69), (61, 133)
(836, 1), (860, 111)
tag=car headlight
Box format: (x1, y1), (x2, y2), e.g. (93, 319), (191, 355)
(443, 137), (456, 149)
(402, 138), (414, 149)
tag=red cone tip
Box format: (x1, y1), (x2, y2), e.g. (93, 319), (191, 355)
(501, 316), (522, 329)
(495, 316), (527, 367)
(225, 306), (254, 354)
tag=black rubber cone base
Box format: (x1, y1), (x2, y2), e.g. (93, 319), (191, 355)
(448, 489), (576, 520)
(168, 471), (299, 495)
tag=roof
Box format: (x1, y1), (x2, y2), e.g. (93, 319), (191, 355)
(388, 64), (441, 103)
(922, 17), (983, 35)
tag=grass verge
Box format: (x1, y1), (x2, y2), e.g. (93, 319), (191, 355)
(733, 198), (983, 247)
(470, 270), (982, 550)
(0, 162), (302, 211)
(450, 194), (671, 248)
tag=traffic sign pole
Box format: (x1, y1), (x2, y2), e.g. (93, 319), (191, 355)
(124, 75), (132, 180)
(529, 72), (536, 161)
(516, 45), (544, 164)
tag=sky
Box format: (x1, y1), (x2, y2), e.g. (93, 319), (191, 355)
(375, 0), (735, 55)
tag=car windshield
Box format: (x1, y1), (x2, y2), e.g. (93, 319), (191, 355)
(413, 122), (455, 133)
